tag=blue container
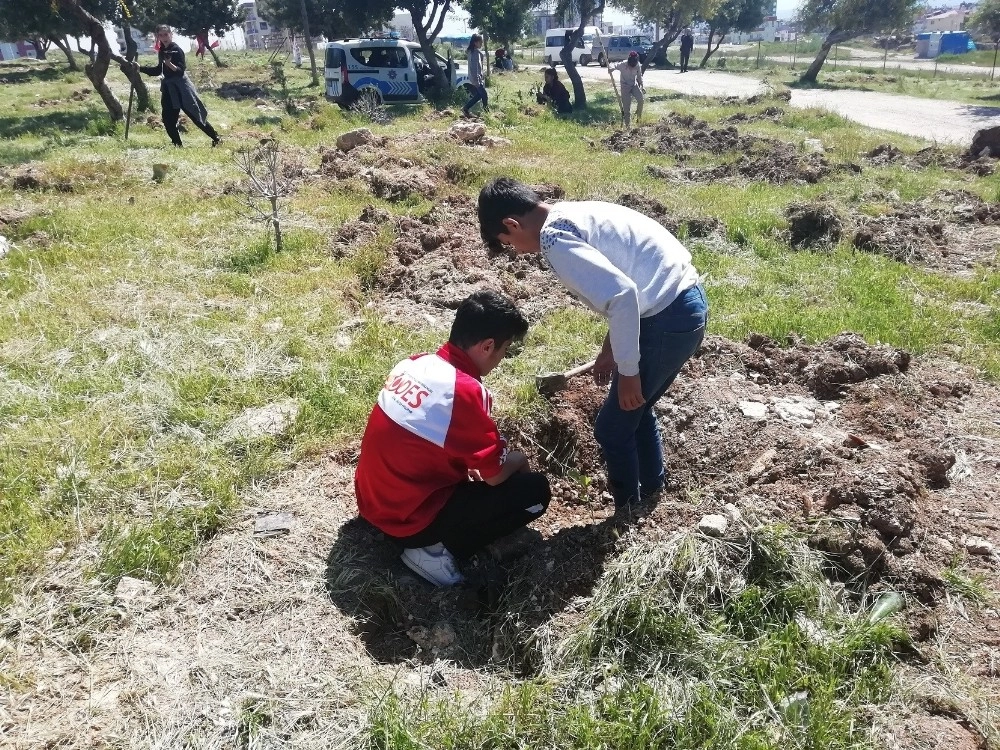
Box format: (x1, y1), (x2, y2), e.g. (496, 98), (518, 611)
(939, 31), (970, 56)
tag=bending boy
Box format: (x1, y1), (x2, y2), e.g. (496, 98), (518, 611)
(478, 179), (707, 507)
(355, 291), (551, 586)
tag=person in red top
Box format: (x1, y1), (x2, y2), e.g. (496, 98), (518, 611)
(355, 291), (551, 586)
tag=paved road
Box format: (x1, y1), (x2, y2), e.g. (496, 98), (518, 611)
(572, 64), (1000, 145)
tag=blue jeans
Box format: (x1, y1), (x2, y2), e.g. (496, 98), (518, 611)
(464, 84), (488, 113)
(594, 284), (708, 506)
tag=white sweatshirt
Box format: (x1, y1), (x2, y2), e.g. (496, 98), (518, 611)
(614, 60), (643, 88)
(539, 201), (701, 377)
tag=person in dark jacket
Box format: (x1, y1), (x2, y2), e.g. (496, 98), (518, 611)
(132, 25), (221, 147)
(679, 28), (694, 72)
(537, 68), (572, 114)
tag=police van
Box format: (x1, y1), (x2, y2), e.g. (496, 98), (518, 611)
(543, 25), (602, 66)
(324, 38), (472, 106)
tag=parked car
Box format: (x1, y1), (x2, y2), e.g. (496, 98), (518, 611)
(597, 34), (655, 66)
(323, 38), (471, 106)
(543, 25), (601, 66)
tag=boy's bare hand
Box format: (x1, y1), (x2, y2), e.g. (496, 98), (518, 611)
(593, 333), (615, 386)
(618, 374), (645, 411)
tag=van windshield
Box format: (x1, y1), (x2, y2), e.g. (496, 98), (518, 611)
(632, 36), (653, 46)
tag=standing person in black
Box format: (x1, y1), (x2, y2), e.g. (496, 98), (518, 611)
(679, 28), (694, 73)
(132, 25), (221, 147)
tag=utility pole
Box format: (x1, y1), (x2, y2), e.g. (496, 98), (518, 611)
(300, 0), (318, 86)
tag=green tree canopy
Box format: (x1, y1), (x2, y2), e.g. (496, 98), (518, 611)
(698, 0), (767, 67)
(798, 0), (922, 81)
(970, 0), (1000, 42)
(462, 0), (533, 49)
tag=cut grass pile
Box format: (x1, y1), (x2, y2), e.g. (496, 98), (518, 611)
(368, 525), (906, 749)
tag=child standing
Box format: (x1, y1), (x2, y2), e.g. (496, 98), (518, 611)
(478, 178), (707, 507)
(611, 51), (644, 127)
(462, 33), (488, 118)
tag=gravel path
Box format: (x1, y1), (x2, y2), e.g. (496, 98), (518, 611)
(572, 65), (1000, 145)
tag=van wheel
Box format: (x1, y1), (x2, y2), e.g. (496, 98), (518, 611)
(598, 53), (607, 67)
(580, 54), (590, 66)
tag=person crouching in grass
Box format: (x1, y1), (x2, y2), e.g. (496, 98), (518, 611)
(354, 291), (551, 586)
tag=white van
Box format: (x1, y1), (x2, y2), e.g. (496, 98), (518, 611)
(324, 38), (471, 106)
(543, 26), (601, 66)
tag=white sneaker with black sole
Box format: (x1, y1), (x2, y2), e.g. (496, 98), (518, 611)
(401, 543), (464, 587)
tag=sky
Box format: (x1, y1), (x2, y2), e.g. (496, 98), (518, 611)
(439, 0), (803, 36)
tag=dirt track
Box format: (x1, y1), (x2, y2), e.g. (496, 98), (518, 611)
(574, 65), (1000, 145)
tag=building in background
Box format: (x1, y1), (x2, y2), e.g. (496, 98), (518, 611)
(529, 2), (604, 37)
(915, 8), (968, 32)
(0, 41), (37, 61)
(239, 0), (279, 49)
(387, 12), (417, 41)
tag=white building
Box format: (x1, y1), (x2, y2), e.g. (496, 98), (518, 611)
(727, 16), (779, 43)
(916, 9), (967, 32)
(239, 0), (277, 49)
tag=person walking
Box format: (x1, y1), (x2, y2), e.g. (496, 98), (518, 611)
(478, 179), (707, 508)
(611, 51), (644, 128)
(355, 291), (550, 586)
(133, 25), (221, 147)
(679, 28), (694, 72)
(462, 33), (488, 118)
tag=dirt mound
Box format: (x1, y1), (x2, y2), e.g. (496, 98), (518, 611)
(320, 145), (444, 202)
(354, 196), (578, 324)
(618, 193), (725, 238)
(217, 81), (270, 100)
(849, 190), (1000, 270)
(786, 201), (844, 248)
(865, 143), (995, 176)
(722, 105), (785, 124)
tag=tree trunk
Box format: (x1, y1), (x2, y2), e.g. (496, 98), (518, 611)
(800, 29), (854, 83)
(122, 20), (138, 61)
(641, 30), (680, 74)
(59, 0), (126, 121)
(50, 37), (80, 71)
(413, 20), (448, 94)
(699, 26), (722, 68)
(560, 43), (585, 108)
(299, 0), (318, 85)
(31, 38), (48, 60)
(208, 44), (226, 68)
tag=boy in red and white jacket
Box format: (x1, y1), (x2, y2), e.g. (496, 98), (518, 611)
(355, 291), (551, 586)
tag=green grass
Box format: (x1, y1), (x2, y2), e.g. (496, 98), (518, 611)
(366, 527), (905, 749)
(1, 55), (998, 607)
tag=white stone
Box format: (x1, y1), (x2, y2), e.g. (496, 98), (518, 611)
(0, 236), (10, 258)
(222, 399), (300, 441)
(697, 514), (729, 537)
(448, 121), (486, 143)
(738, 401), (767, 420)
(480, 135), (512, 148)
(803, 138), (825, 153)
(964, 536), (996, 557)
(773, 396), (822, 426)
(114, 575), (156, 606)
(723, 503), (743, 524)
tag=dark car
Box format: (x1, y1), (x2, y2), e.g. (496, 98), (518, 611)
(598, 34), (655, 66)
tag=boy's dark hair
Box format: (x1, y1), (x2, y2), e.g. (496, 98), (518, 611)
(449, 290), (529, 349)
(477, 177), (541, 254)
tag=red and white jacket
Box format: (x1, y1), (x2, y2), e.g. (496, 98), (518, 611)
(355, 342), (507, 537)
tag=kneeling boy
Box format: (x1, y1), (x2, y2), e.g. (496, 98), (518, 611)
(355, 291), (551, 586)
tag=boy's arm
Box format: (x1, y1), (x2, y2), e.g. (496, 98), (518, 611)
(445, 377), (515, 482)
(541, 222), (642, 377)
(482, 450), (529, 485)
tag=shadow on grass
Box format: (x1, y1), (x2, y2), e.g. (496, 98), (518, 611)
(324, 500), (656, 671)
(0, 108), (104, 139)
(0, 141), (51, 166)
(0, 65), (65, 85)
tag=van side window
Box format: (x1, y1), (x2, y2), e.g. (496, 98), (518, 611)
(546, 35), (561, 47)
(350, 46), (409, 68)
